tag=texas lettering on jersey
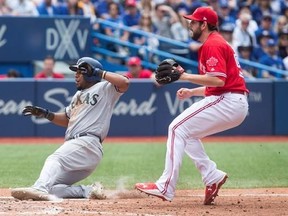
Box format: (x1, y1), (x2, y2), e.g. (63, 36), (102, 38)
(71, 92), (100, 109)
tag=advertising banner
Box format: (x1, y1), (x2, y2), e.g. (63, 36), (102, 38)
(0, 80), (283, 137)
(0, 17), (92, 62)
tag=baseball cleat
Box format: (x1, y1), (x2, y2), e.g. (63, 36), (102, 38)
(204, 175), (228, 205)
(88, 182), (107, 200)
(135, 182), (172, 201)
(11, 187), (60, 201)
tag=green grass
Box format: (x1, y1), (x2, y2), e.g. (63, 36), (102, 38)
(0, 142), (287, 190)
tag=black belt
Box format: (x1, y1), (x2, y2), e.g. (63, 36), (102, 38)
(68, 133), (102, 143)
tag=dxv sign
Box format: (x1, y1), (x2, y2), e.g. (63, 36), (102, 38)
(46, 19), (89, 59)
(0, 17), (92, 62)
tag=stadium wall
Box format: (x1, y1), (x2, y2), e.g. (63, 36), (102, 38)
(0, 79), (286, 137)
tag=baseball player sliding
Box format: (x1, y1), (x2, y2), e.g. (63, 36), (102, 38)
(135, 7), (249, 205)
(11, 57), (130, 201)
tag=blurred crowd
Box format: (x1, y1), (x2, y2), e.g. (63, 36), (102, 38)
(0, 0), (288, 79)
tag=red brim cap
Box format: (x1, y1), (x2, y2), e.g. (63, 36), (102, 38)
(183, 14), (200, 21)
(183, 7), (218, 26)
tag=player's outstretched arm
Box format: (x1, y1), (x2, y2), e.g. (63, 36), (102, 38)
(22, 105), (68, 127)
(50, 112), (69, 127)
(179, 73), (225, 87)
(101, 71), (130, 93)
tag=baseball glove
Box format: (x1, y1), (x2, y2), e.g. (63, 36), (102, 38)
(22, 105), (54, 121)
(155, 59), (185, 85)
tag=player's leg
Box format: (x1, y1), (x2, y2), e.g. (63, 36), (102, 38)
(154, 127), (186, 201)
(183, 93), (248, 204)
(136, 97), (212, 200)
(184, 138), (226, 185)
(147, 94), (247, 200)
(136, 94), (248, 202)
(48, 169), (94, 198)
(33, 136), (103, 197)
(183, 94), (248, 181)
(153, 96), (218, 200)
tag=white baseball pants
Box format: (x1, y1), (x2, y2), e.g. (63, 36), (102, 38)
(156, 92), (249, 200)
(32, 136), (103, 198)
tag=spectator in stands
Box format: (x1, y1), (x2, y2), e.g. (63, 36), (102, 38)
(218, 1), (236, 27)
(250, 0), (274, 26)
(122, 0), (141, 43)
(172, 6), (190, 43)
(237, 45), (257, 78)
(122, 0), (141, 28)
(165, 0), (190, 14)
(59, 0), (79, 15)
(152, 4), (179, 51)
(36, 0), (62, 16)
(139, 0), (155, 14)
(258, 39), (286, 79)
(0, 0), (12, 15)
(7, 69), (21, 78)
(96, 0), (124, 19)
(232, 12), (257, 53)
(273, 15), (288, 36)
(8, 0), (39, 16)
(254, 12), (277, 45)
(77, 0), (98, 29)
(235, 4), (258, 35)
(278, 28), (288, 59)
(124, 56), (154, 79)
(169, 6), (190, 58)
(34, 56), (64, 79)
(133, 13), (159, 63)
(237, 1), (253, 9)
(219, 22), (235, 45)
(0, 69), (21, 79)
(253, 30), (273, 60)
(103, 2), (130, 56)
(206, 0), (220, 13)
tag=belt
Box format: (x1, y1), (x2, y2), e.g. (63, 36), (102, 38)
(229, 91), (248, 96)
(68, 132), (102, 143)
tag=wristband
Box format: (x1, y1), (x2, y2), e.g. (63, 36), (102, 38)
(102, 71), (107, 79)
(44, 110), (55, 121)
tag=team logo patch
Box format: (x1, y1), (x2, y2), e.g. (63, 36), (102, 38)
(206, 57), (218, 67)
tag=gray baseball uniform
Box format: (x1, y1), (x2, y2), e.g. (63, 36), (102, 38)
(32, 81), (122, 198)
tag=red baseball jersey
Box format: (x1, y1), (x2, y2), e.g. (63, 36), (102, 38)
(198, 32), (249, 96)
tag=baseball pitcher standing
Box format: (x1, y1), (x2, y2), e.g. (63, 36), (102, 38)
(135, 6), (249, 205)
(11, 57), (129, 201)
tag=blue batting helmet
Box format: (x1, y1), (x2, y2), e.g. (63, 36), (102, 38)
(69, 57), (103, 82)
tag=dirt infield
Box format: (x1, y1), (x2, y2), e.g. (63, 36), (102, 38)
(1, 136), (287, 215)
(1, 188), (288, 216)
